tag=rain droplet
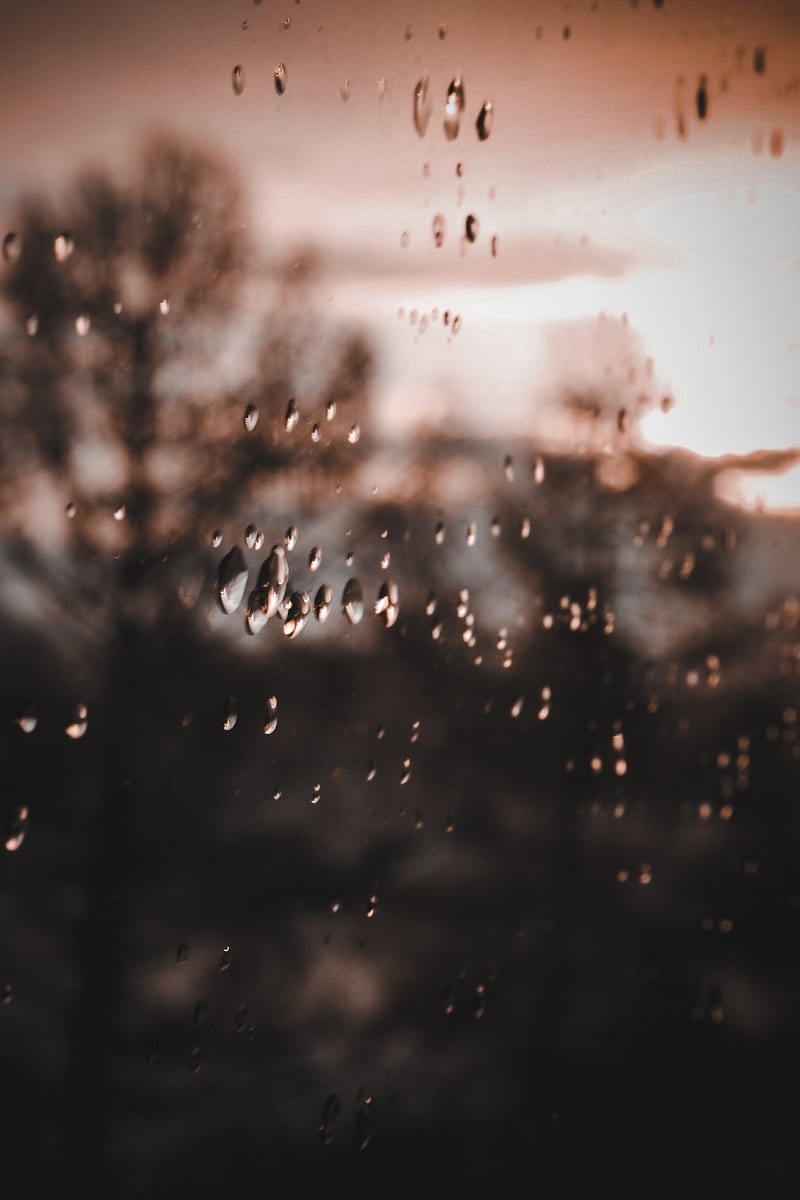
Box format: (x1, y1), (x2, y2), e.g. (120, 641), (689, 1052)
(425, 590), (437, 616)
(503, 455), (514, 481)
(217, 546), (249, 614)
(54, 233), (74, 262)
(314, 583), (332, 622)
(490, 516), (501, 537)
(4, 806), (29, 852)
(377, 77), (387, 100)
(15, 705), (37, 734)
(218, 945), (231, 971)
(753, 46), (766, 74)
(310, 782), (322, 804)
(342, 578), (364, 625)
(511, 696), (524, 718)
(223, 693), (238, 731)
(25, 313), (38, 336)
(274, 63), (287, 94)
(465, 214), (479, 243)
(380, 552), (390, 569)
(245, 523), (257, 550)
(245, 587), (271, 634)
(159, 298), (169, 315)
(533, 455), (546, 484)
(413, 76), (431, 136)
(75, 314), (91, 337)
(308, 546), (322, 571)
(211, 530), (223, 548)
(284, 525), (298, 552)
(311, 422), (322, 442)
(438, 23), (447, 39)
(347, 424), (361, 444)
(259, 545), (289, 612)
(476, 100), (493, 140)
(284, 397), (299, 431)
(444, 76), (465, 140)
(264, 694), (278, 733)
(520, 516), (531, 539)
(340, 79), (351, 101)
(466, 521), (477, 547)
(283, 591), (310, 638)
(243, 404), (259, 432)
(366, 759), (377, 781)
(696, 76), (708, 120)
(113, 503), (126, 521)
(375, 578), (400, 628)
(325, 398), (337, 421)
(432, 213), (446, 248)
(65, 703), (88, 740)
(2, 232), (21, 263)
(400, 758), (411, 785)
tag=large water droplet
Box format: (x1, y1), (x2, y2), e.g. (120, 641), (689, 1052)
(476, 101), (493, 140)
(413, 76), (431, 136)
(245, 587), (271, 634)
(232, 64), (245, 96)
(54, 232), (74, 262)
(342, 578), (364, 625)
(274, 63), (287, 94)
(4, 805), (29, 852)
(375, 578), (400, 628)
(314, 583), (332, 622)
(223, 693), (238, 731)
(264, 694), (278, 734)
(65, 703), (88, 740)
(284, 397), (299, 431)
(432, 213), (447, 248)
(217, 546), (249, 614)
(444, 77), (465, 140)
(2, 232), (21, 263)
(243, 403), (258, 432)
(284, 591), (310, 638)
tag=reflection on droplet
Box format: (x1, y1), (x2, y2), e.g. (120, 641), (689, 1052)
(243, 404), (259, 432)
(284, 525), (298, 552)
(284, 397), (299, 431)
(308, 546), (322, 571)
(274, 63), (287, 94)
(476, 100), (493, 140)
(246, 587), (270, 634)
(375, 578), (400, 628)
(284, 591), (310, 638)
(264, 694), (278, 734)
(113, 504), (126, 521)
(311, 422), (322, 442)
(520, 516), (531, 539)
(326, 398), (337, 421)
(2, 232), (21, 263)
(211, 530), (223, 548)
(54, 233), (74, 262)
(4, 805), (29, 852)
(465, 213), (479, 243)
(444, 76), (465, 140)
(466, 521), (476, 547)
(16, 705), (38, 734)
(314, 583), (332, 622)
(310, 782), (321, 805)
(413, 76), (431, 136)
(342, 577), (364, 625)
(218, 945), (232, 971)
(75, 314), (91, 337)
(217, 546), (249, 614)
(347, 424), (361, 444)
(533, 455), (546, 484)
(490, 516), (501, 538)
(245, 523), (257, 550)
(65, 703), (88, 740)
(223, 693), (238, 731)
(432, 213), (447, 248)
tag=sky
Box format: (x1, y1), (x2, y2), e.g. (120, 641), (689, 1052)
(1, 0), (799, 497)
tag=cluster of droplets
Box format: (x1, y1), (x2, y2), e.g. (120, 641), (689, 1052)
(413, 75), (493, 142)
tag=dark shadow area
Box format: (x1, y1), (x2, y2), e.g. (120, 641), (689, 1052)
(1, 132), (799, 1194)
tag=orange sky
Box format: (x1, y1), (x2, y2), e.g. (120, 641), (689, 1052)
(1, 0), (799, 473)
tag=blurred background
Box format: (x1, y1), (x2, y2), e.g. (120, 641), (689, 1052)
(0, 0), (799, 1191)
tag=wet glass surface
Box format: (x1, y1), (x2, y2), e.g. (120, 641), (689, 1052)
(1, 1), (799, 1192)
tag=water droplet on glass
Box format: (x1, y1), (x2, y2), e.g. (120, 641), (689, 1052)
(283, 591), (310, 638)
(245, 523), (257, 550)
(533, 455), (546, 484)
(444, 76), (465, 140)
(243, 404), (259, 432)
(753, 46), (766, 74)
(490, 516), (501, 537)
(15, 705), (38, 734)
(264, 694), (279, 733)
(75, 314), (91, 337)
(342, 578), (364, 625)
(432, 213), (446, 248)
(340, 79), (351, 101)
(218, 945), (231, 971)
(308, 546), (322, 571)
(347, 424), (361, 444)
(310, 782), (322, 805)
(413, 76), (431, 136)
(159, 297), (169, 316)
(520, 516), (531, 539)
(25, 313), (38, 336)
(65, 703), (88, 740)
(246, 587), (271, 634)
(325, 398), (337, 421)
(4, 806), (29, 852)
(54, 233), (74, 262)
(438, 23), (447, 39)
(696, 75), (708, 120)
(211, 530), (223, 548)
(465, 213), (479, 243)
(380, 552), (390, 570)
(217, 546), (249, 614)
(476, 100), (493, 140)
(511, 696), (524, 718)
(466, 521), (477, 547)
(377, 77), (387, 100)
(311, 422), (322, 442)
(375, 578), (400, 628)
(259, 546), (289, 615)
(366, 759), (377, 781)
(314, 583), (332, 622)
(2, 232), (21, 263)
(223, 693), (238, 731)
(113, 503), (126, 522)
(64, 500), (77, 520)
(274, 63), (287, 94)
(284, 397), (299, 431)
(284, 525), (298, 552)
(491, 234), (498, 257)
